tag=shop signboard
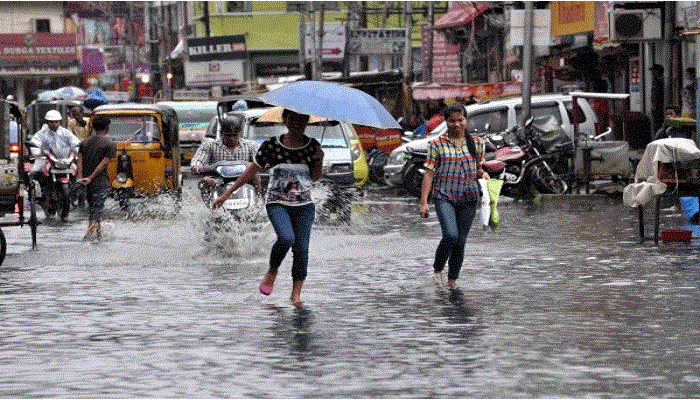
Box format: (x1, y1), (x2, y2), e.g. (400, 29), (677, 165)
(0, 33), (77, 66)
(185, 60), (245, 88)
(348, 28), (405, 55)
(303, 22), (345, 60)
(413, 80), (533, 101)
(187, 35), (247, 62)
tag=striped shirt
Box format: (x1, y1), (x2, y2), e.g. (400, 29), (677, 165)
(190, 138), (258, 167)
(424, 133), (485, 202)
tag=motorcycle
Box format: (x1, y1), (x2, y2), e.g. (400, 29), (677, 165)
(26, 142), (78, 221)
(482, 117), (570, 198)
(197, 160), (263, 223)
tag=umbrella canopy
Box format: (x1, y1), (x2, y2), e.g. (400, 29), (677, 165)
(257, 106), (328, 124)
(258, 80), (400, 129)
(56, 86), (88, 100)
(37, 89), (59, 101)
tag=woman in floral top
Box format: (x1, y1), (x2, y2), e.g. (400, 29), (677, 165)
(214, 109), (324, 306)
(419, 104), (488, 289)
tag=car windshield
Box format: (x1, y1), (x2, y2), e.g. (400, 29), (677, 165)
(248, 120), (348, 148)
(106, 115), (161, 143)
(175, 107), (217, 124)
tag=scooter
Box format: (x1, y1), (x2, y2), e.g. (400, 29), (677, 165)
(198, 160), (262, 219)
(26, 143), (77, 221)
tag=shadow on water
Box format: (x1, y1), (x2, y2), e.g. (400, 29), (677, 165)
(266, 304), (320, 358)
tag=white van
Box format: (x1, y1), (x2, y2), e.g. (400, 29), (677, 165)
(383, 93), (599, 188)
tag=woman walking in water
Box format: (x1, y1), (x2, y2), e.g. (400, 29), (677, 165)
(419, 104), (488, 288)
(214, 109), (323, 306)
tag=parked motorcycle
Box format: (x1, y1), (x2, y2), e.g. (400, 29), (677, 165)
(482, 118), (569, 198)
(26, 142), (77, 221)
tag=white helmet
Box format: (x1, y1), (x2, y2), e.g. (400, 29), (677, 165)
(44, 110), (62, 121)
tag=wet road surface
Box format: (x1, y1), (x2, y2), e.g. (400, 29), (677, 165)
(1, 183), (699, 397)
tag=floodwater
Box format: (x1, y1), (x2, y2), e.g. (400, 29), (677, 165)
(1, 180), (699, 398)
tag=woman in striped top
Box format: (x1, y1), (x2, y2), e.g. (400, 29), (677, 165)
(419, 104), (488, 288)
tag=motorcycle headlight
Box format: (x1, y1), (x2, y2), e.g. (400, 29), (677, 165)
(387, 150), (406, 166)
(116, 172), (128, 183)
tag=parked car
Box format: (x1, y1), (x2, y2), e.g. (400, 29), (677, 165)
(158, 101), (218, 166)
(383, 93), (599, 190)
(205, 107), (369, 189)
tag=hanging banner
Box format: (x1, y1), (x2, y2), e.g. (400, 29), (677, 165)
(420, 26), (460, 83)
(550, 1), (595, 37)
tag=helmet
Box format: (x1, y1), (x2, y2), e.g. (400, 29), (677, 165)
(44, 110), (62, 121)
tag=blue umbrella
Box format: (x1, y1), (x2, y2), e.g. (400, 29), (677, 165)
(56, 86), (87, 100)
(258, 80), (400, 129)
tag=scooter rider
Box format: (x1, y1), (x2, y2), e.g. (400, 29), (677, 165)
(28, 109), (81, 184)
(190, 115), (261, 193)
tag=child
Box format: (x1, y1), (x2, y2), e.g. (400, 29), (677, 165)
(77, 115), (116, 241)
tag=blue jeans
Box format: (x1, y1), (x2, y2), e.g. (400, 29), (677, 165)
(433, 199), (477, 280)
(266, 203), (315, 281)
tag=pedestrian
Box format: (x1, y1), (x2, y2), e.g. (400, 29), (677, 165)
(67, 106), (89, 140)
(653, 105), (681, 140)
(76, 115), (116, 241)
(650, 64), (664, 133)
(419, 104), (488, 289)
(682, 67), (696, 119)
(213, 109), (324, 306)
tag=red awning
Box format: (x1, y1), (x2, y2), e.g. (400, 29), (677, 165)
(433, 1), (489, 30)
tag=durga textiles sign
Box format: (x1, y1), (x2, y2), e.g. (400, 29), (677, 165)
(0, 33), (77, 64)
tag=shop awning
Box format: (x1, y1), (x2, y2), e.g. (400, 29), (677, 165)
(433, 1), (489, 30)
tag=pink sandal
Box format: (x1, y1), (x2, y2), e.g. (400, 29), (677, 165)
(259, 282), (273, 295)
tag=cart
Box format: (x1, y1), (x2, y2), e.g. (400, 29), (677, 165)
(0, 99), (38, 265)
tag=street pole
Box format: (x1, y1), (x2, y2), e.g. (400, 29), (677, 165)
(403, 1), (412, 82)
(521, 1), (534, 125)
(318, 3), (325, 80)
(309, 3), (318, 80)
(426, 1), (434, 83)
(129, 1), (138, 102)
(299, 8), (306, 77)
(203, 1), (210, 37)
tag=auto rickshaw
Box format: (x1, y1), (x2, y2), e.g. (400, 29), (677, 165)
(89, 103), (181, 210)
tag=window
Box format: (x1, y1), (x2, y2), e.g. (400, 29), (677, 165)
(288, 2), (339, 12)
(215, 1), (249, 13)
(515, 102), (563, 125)
(466, 108), (508, 134)
(35, 19), (50, 33)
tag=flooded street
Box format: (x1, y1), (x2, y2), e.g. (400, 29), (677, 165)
(1, 179), (699, 398)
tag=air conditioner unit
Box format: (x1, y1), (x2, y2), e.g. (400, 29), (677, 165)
(609, 9), (662, 41)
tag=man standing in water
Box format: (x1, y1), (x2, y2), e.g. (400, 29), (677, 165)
(77, 115), (116, 241)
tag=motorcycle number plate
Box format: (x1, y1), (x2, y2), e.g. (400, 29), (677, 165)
(223, 198), (249, 210)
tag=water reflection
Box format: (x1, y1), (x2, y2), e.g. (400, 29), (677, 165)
(2, 185), (700, 397)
